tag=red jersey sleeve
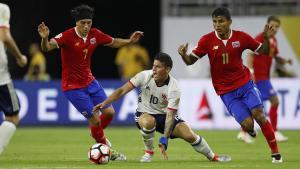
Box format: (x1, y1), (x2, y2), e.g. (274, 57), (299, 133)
(95, 29), (113, 46)
(192, 35), (208, 58)
(255, 33), (264, 43)
(241, 31), (261, 53)
(52, 32), (67, 48)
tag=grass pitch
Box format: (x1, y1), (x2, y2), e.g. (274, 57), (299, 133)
(0, 127), (299, 169)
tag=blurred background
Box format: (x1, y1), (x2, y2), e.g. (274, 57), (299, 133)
(1, 0), (300, 129)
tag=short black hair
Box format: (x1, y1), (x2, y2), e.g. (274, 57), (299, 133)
(71, 4), (94, 22)
(154, 53), (173, 69)
(267, 16), (280, 24)
(212, 7), (231, 20)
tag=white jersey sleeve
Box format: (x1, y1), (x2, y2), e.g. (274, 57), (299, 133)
(0, 3), (10, 28)
(167, 79), (181, 110)
(129, 70), (152, 87)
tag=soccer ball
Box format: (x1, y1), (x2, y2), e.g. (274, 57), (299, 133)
(88, 143), (111, 164)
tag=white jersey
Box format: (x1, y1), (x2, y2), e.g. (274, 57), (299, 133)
(0, 3), (11, 85)
(130, 70), (180, 115)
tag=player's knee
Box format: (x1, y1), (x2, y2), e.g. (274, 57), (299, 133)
(252, 109), (267, 125)
(101, 106), (115, 117)
(270, 96), (279, 106)
(5, 115), (20, 126)
(138, 114), (156, 130)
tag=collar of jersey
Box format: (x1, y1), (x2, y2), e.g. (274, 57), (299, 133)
(74, 27), (88, 42)
(215, 29), (232, 41)
(155, 76), (170, 87)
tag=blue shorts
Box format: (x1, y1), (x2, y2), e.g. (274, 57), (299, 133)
(220, 80), (263, 124)
(134, 111), (184, 139)
(255, 80), (277, 101)
(64, 80), (109, 119)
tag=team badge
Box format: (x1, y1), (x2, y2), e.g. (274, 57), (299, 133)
(232, 41), (240, 48)
(90, 37), (96, 44)
(213, 45), (219, 50)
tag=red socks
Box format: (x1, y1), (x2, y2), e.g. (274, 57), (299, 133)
(90, 125), (106, 144)
(269, 105), (278, 131)
(100, 114), (113, 129)
(260, 121), (279, 154)
(89, 114), (113, 144)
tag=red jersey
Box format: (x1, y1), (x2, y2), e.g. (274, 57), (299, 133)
(253, 33), (278, 81)
(192, 30), (261, 95)
(52, 28), (113, 91)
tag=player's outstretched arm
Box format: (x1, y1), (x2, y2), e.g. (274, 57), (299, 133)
(0, 27), (27, 67)
(109, 31), (144, 48)
(93, 81), (135, 112)
(37, 22), (57, 52)
(158, 108), (177, 160)
(178, 43), (198, 65)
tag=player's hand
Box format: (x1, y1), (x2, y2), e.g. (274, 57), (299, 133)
(263, 24), (275, 39)
(129, 31), (144, 43)
(178, 43), (188, 56)
(158, 136), (169, 160)
(93, 102), (106, 112)
(16, 55), (27, 67)
(38, 22), (50, 39)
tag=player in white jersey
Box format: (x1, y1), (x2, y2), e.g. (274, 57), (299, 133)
(0, 3), (27, 155)
(93, 53), (231, 162)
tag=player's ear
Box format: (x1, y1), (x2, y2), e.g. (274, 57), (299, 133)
(228, 19), (232, 25)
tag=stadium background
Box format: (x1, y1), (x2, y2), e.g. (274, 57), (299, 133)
(1, 0), (299, 129)
(1, 1), (300, 168)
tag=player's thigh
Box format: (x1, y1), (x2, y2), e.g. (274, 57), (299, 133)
(64, 88), (94, 119)
(89, 80), (110, 108)
(221, 94), (252, 124)
(137, 113), (156, 130)
(256, 80), (277, 101)
(172, 122), (197, 143)
(0, 82), (20, 117)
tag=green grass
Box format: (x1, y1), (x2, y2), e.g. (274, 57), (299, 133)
(0, 127), (299, 169)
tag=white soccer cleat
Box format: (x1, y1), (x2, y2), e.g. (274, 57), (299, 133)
(237, 131), (254, 143)
(110, 149), (127, 161)
(275, 131), (288, 142)
(211, 154), (231, 162)
(272, 153), (283, 163)
(140, 150), (154, 163)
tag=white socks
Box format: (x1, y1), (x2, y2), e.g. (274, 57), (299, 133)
(0, 121), (17, 154)
(140, 127), (155, 151)
(191, 135), (215, 160)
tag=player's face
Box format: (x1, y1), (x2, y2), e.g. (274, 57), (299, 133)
(268, 20), (280, 37)
(212, 16), (232, 39)
(152, 60), (170, 82)
(76, 19), (92, 37)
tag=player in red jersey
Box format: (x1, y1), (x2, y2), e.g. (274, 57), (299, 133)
(178, 7), (282, 163)
(37, 4), (143, 161)
(238, 16), (291, 143)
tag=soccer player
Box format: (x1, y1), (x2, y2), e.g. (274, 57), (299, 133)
(0, 3), (28, 154)
(37, 4), (143, 160)
(238, 16), (290, 143)
(93, 53), (231, 163)
(177, 7), (283, 163)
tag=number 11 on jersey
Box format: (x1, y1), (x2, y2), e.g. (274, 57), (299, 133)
(222, 53), (229, 64)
